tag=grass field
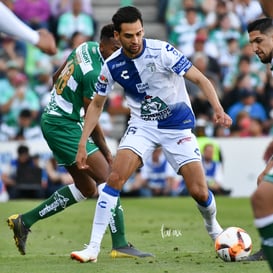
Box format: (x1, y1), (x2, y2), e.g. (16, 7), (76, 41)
(0, 197), (270, 273)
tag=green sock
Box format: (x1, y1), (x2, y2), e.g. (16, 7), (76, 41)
(21, 185), (77, 228)
(258, 222), (273, 270)
(108, 197), (128, 249)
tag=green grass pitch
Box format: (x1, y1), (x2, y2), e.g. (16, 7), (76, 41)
(0, 197), (270, 273)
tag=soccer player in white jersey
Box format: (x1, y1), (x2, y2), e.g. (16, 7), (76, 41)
(71, 6), (232, 262)
(0, 2), (56, 55)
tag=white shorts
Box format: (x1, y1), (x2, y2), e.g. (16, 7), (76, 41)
(118, 121), (201, 173)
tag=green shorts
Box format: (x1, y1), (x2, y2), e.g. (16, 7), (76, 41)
(264, 173), (273, 183)
(41, 113), (99, 166)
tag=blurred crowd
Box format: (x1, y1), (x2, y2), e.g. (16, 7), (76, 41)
(0, 0), (272, 142)
(0, 0), (272, 200)
(162, 0), (273, 138)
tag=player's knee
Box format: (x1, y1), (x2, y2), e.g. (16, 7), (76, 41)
(189, 185), (208, 202)
(108, 171), (125, 190)
(76, 183), (97, 198)
(84, 187), (97, 197)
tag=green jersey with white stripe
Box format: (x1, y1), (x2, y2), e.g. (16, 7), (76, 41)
(44, 41), (103, 121)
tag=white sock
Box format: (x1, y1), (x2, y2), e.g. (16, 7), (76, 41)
(197, 193), (217, 225)
(254, 214), (273, 228)
(68, 184), (86, 202)
(97, 182), (106, 195)
(89, 187), (119, 247)
(197, 192), (223, 240)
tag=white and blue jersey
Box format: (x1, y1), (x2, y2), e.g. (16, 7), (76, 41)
(96, 38), (195, 130)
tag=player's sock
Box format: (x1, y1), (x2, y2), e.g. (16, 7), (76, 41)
(98, 183), (127, 248)
(109, 198), (128, 248)
(255, 214), (273, 270)
(21, 184), (86, 228)
(89, 184), (119, 250)
(196, 190), (223, 240)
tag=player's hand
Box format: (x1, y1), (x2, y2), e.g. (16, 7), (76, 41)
(214, 109), (232, 128)
(76, 144), (89, 170)
(36, 29), (57, 55)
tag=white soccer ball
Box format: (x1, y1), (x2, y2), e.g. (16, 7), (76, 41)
(215, 226), (252, 262)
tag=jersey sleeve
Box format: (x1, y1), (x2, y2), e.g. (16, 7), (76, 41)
(161, 41), (192, 76)
(95, 64), (114, 96)
(0, 3), (39, 45)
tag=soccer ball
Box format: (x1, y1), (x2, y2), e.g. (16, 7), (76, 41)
(215, 227), (252, 262)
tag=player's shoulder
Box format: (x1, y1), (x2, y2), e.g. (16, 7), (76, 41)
(145, 38), (166, 48)
(74, 41), (99, 55)
(144, 38), (178, 55)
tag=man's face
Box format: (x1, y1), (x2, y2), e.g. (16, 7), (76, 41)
(249, 30), (273, 63)
(114, 20), (144, 59)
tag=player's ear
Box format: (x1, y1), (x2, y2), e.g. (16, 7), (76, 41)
(114, 31), (119, 40)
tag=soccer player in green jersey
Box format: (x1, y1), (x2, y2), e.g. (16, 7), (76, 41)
(7, 24), (153, 260)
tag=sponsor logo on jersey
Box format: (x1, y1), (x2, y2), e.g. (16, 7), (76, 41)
(172, 56), (192, 74)
(96, 82), (107, 93)
(121, 70), (129, 79)
(111, 60), (126, 69)
(140, 96), (171, 121)
(81, 43), (91, 65)
(136, 82), (149, 93)
(99, 74), (108, 83)
(145, 54), (158, 59)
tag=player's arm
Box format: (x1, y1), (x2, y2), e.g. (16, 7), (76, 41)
(0, 2), (56, 55)
(52, 61), (67, 84)
(184, 65), (232, 128)
(83, 97), (113, 165)
(259, 0), (273, 17)
(77, 94), (107, 169)
(91, 123), (113, 165)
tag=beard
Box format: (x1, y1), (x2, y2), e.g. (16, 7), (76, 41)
(260, 51), (273, 64)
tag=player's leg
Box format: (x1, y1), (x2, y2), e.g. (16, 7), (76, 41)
(251, 180), (273, 268)
(7, 116), (95, 254)
(179, 161), (223, 240)
(71, 148), (144, 262)
(163, 130), (222, 241)
(82, 146), (153, 258)
(84, 150), (130, 251)
(6, 167), (94, 255)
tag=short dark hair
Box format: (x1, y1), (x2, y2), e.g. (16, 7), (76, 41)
(112, 6), (143, 33)
(247, 18), (273, 34)
(19, 108), (32, 118)
(17, 145), (29, 155)
(100, 23), (115, 41)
